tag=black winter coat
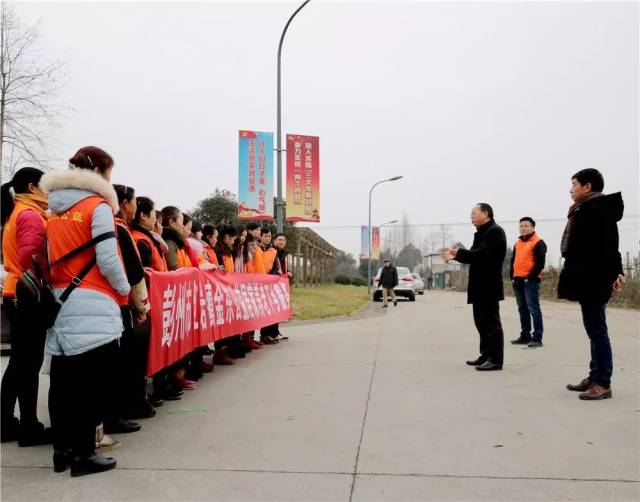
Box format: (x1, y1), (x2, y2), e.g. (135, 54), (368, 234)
(455, 220), (507, 304)
(379, 266), (399, 288)
(558, 192), (624, 304)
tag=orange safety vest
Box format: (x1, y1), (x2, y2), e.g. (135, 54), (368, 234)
(1, 202), (46, 296)
(47, 196), (128, 305)
(202, 243), (218, 266)
(131, 228), (168, 272)
(221, 253), (234, 274)
(262, 247), (278, 274)
(176, 248), (191, 269)
(252, 246), (266, 274)
(513, 233), (542, 279)
(243, 259), (254, 273)
(116, 218), (141, 259)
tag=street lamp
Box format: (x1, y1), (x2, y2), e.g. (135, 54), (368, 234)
(368, 177), (403, 295)
(376, 219), (397, 266)
(275, 0), (311, 233)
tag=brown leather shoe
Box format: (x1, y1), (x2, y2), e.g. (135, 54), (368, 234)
(200, 361), (214, 373)
(579, 384), (612, 400)
(567, 379), (591, 392)
(213, 350), (235, 365)
(242, 333), (261, 350)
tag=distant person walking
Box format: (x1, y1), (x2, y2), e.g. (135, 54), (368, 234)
(559, 169), (624, 401)
(379, 259), (398, 308)
(441, 203), (506, 371)
(509, 217), (547, 348)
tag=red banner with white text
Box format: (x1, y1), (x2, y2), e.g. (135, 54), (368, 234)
(146, 268), (292, 376)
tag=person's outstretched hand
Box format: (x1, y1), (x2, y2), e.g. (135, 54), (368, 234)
(440, 246), (458, 263)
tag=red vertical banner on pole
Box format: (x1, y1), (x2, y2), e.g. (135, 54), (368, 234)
(372, 227), (380, 260)
(286, 134), (320, 222)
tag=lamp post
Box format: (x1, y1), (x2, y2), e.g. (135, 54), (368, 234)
(379, 219), (398, 229)
(375, 219), (397, 272)
(368, 177), (403, 295)
(275, 0), (311, 233)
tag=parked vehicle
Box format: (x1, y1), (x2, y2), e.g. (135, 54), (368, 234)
(411, 273), (425, 294)
(373, 266), (416, 302)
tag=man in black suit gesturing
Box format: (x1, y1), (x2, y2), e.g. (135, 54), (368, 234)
(441, 203), (507, 371)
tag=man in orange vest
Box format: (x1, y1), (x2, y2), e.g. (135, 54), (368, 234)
(509, 217), (547, 348)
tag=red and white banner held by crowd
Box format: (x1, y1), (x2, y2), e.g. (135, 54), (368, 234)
(146, 268), (292, 376)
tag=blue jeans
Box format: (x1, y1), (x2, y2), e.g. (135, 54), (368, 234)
(579, 302), (613, 388)
(512, 280), (543, 340)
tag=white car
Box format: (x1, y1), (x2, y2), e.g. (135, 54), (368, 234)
(411, 273), (425, 294)
(373, 266), (417, 302)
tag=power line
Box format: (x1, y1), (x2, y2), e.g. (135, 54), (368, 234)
(303, 215), (640, 231)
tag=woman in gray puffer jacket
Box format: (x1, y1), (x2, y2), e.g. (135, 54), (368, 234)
(41, 146), (130, 478)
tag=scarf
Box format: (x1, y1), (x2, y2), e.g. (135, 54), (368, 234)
(150, 230), (169, 254)
(560, 192), (602, 254)
(13, 193), (48, 218)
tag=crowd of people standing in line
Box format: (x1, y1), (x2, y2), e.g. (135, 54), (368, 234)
(0, 145), (292, 477)
(440, 168), (625, 402)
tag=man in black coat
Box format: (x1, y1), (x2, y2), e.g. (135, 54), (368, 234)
(379, 259), (399, 307)
(559, 168), (624, 401)
(441, 203), (507, 371)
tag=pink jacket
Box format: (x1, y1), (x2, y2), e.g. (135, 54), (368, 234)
(17, 209), (46, 269)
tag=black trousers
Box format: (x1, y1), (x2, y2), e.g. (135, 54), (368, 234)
(260, 324), (279, 340)
(119, 325), (150, 414)
(1, 284), (47, 428)
(49, 340), (119, 456)
(472, 301), (504, 365)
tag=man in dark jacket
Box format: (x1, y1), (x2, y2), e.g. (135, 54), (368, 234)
(559, 169), (624, 401)
(509, 217), (547, 348)
(262, 233), (291, 341)
(379, 259), (399, 307)
(441, 203), (507, 371)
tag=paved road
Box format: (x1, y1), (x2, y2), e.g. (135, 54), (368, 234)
(2, 291), (639, 501)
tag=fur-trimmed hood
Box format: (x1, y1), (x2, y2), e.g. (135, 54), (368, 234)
(41, 169), (119, 214)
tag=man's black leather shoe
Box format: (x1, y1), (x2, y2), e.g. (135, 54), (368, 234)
(511, 336), (531, 345)
(70, 454), (116, 477)
(466, 357), (486, 366)
(104, 418), (140, 434)
(53, 449), (72, 473)
(476, 361), (503, 371)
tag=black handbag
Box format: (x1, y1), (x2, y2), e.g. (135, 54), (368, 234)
(18, 231), (116, 329)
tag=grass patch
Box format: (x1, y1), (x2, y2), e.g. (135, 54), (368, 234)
(291, 285), (369, 321)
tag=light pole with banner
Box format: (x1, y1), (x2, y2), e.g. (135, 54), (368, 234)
(275, 0), (311, 233)
(368, 177), (403, 295)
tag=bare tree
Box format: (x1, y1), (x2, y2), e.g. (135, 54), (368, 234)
(400, 211), (413, 250)
(0, 1), (67, 178)
(423, 224), (454, 254)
